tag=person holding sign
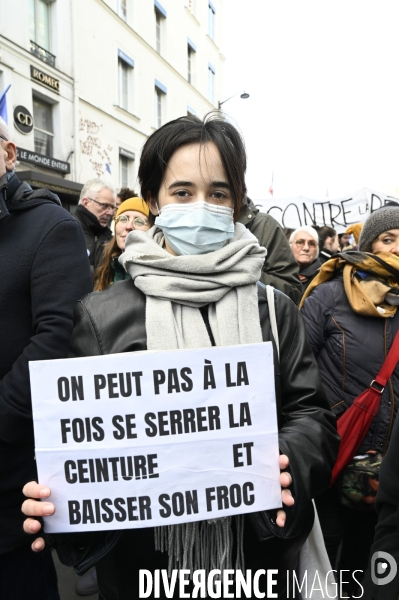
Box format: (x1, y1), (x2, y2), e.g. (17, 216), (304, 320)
(22, 114), (338, 599)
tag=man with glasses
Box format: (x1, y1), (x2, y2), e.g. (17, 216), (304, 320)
(74, 179), (116, 274)
(289, 225), (321, 294)
(0, 117), (92, 599)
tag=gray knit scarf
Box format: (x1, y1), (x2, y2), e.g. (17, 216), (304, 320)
(120, 223), (266, 576)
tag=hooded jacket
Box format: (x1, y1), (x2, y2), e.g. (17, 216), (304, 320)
(0, 173), (93, 555)
(238, 198), (302, 304)
(50, 279), (339, 576)
(73, 204), (113, 273)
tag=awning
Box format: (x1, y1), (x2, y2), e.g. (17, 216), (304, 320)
(16, 170), (82, 210)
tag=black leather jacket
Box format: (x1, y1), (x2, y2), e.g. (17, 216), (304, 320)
(52, 280), (339, 574)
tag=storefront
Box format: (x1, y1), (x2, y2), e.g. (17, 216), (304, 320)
(16, 169), (82, 213)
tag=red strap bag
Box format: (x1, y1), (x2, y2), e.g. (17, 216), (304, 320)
(330, 329), (399, 486)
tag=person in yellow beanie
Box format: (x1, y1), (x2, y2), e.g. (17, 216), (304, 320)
(94, 197), (150, 291)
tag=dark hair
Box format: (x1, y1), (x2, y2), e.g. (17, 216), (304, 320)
(117, 188), (138, 202)
(93, 237), (120, 291)
(138, 113), (247, 221)
(317, 226), (337, 246)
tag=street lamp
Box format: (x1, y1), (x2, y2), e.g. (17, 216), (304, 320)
(218, 91), (250, 110)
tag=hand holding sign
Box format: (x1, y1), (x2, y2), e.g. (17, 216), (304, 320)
(276, 454), (294, 527)
(22, 453), (293, 551)
(22, 482), (53, 552)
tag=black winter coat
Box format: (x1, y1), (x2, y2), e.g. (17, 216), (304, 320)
(301, 274), (399, 454)
(73, 204), (113, 273)
(371, 412), (399, 599)
(0, 173), (93, 555)
(239, 198), (302, 304)
(299, 258), (322, 294)
(52, 279), (339, 575)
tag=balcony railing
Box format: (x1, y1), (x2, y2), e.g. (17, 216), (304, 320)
(30, 40), (56, 68)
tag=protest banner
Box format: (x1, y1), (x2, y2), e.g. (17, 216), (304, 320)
(29, 342), (281, 533)
(257, 188), (399, 233)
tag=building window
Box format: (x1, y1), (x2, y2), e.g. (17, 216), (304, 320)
(187, 39), (196, 85)
(155, 11), (162, 53)
(118, 59), (129, 110)
(208, 64), (215, 104)
(117, 0), (127, 20)
(186, 0), (196, 14)
(116, 0), (127, 21)
(155, 88), (162, 129)
(117, 51), (134, 112)
(208, 2), (215, 41)
(188, 47), (193, 84)
(154, 79), (167, 129)
(29, 0), (56, 66)
(33, 97), (53, 156)
(154, 1), (167, 54)
(120, 156), (129, 187)
(30, 0), (51, 51)
(119, 148), (135, 188)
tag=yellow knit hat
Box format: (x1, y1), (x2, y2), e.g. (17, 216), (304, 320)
(116, 197), (150, 218)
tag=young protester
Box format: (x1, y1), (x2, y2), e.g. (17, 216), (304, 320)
(338, 232), (351, 251)
(94, 197), (151, 291)
(317, 226), (340, 264)
(110, 187), (138, 233)
(300, 206), (399, 597)
(21, 114), (338, 599)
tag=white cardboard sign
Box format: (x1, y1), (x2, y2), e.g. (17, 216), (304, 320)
(29, 343), (281, 533)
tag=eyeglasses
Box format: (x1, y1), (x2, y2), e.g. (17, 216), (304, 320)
(0, 134), (8, 142)
(115, 214), (149, 229)
(87, 197), (116, 213)
(292, 239), (318, 248)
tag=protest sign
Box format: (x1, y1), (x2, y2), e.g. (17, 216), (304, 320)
(29, 342), (281, 533)
(257, 188), (399, 233)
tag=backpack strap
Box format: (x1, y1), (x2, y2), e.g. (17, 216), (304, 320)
(266, 285), (280, 361)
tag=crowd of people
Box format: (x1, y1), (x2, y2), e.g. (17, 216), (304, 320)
(1, 111), (399, 600)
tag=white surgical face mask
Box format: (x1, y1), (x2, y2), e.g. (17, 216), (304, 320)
(154, 200), (234, 255)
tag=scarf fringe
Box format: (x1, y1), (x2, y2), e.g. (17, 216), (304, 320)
(154, 517), (245, 580)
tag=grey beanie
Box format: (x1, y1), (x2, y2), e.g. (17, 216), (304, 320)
(359, 206), (399, 252)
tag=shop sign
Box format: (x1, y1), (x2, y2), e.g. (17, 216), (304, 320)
(14, 105), (34, 134)
(17, 147), (70, 174)
(30, 66), (60, 93)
